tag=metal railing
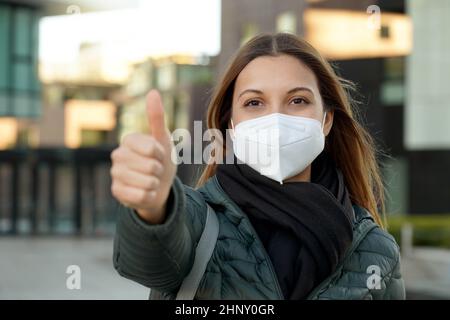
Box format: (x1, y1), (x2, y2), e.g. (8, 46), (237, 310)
(0, 147), (202, 236)
(0, 147), (116, 235)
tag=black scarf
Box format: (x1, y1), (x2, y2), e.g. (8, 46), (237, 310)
(215, 151), (354, 299)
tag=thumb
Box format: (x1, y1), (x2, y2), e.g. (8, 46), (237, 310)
(146, 89), (168, 143)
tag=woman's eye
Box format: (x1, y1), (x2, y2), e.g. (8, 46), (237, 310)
(291, 97), (309, 105)
(244, 99), (262, 107)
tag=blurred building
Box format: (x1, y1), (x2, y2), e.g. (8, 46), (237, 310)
(0, 0), (138, 236)
(0, 0), (217, 234)
(0, 0), (138, 149)
(219, 0), (449, 215)
(39, 40), (125, 148)
(0, 1), (41, 146)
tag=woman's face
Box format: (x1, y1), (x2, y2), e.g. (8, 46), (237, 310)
(230, 54), (333, 136)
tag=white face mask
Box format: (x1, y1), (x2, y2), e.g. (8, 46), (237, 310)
(230, 112), (327, 184)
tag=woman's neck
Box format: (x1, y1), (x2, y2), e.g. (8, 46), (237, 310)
(284, 165), (312, 183)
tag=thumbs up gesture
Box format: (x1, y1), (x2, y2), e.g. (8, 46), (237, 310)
(111, 90), (177, 224)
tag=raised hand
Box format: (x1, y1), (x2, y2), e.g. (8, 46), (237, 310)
(110, 90), (177, 224)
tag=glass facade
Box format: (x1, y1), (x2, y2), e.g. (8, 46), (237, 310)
(0, 3), (41, 118)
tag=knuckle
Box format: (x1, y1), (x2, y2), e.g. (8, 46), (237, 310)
(146, 140), (155, 156)
(111, 147), (127, 163)
(155, 162), (164, 175)
(110, 165), (116, 177)
(122, 133), (138, 146)
(146, 138), (162, 159)
(149, 161), (162, 175)
(135, 189), (148, 203)
(144, 179), (154, 190)
(111, 182), (120, 198)
(147, 162), (155, 174)
(110, 165), (121, 179)
(153, 140), (164, 155)
(159, 146), (167, 159)
(145, 177), (159, 190)
(110, 149), (119, 161)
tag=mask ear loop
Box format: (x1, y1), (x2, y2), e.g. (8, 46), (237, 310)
(230, 118), (236, 140)
(321, 111), (327, 130)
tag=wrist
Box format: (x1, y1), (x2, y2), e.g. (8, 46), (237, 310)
(136, 203), (167, 224)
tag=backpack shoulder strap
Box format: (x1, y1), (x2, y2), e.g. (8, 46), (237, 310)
(176, 203), (219, 300)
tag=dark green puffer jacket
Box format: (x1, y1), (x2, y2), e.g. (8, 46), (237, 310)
(113, 175), (405, 300)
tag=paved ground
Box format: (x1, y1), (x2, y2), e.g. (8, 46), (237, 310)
(401, 247), (450, 299)
(1, 237), (450, 299)
(0, 236), (149, 299)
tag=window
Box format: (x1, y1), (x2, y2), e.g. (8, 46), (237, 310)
(14, 8), (31, 57)
(304, 9), (412, 60)
(0, 3), (40, 117)
(0, 6), (11, 90)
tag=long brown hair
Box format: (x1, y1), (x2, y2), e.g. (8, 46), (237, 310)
(196, 33), (385, 227)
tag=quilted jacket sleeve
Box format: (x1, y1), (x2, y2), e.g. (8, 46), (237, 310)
(381, 247), (405, 299)
(312, 226), (406, 300)
(368, 228), (406, 300)
(113, 176), (207, 293)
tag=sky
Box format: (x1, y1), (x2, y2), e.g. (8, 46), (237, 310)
(39, 0), (221, 65)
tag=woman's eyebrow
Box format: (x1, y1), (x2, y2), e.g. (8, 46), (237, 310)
(238, 89), (263, 99)
(287, 86), (314, 95)
(238, 86), (314, 99)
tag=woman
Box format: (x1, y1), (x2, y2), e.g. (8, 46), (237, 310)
(111, 33), (405, 300)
